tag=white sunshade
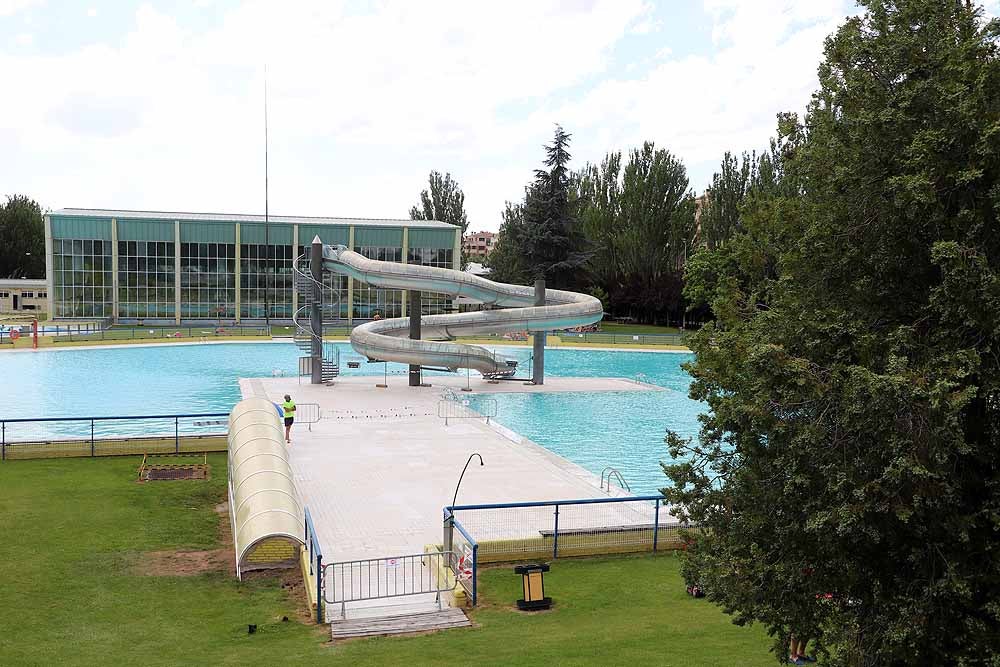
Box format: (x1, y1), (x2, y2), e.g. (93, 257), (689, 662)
(228, 397), (304, 577)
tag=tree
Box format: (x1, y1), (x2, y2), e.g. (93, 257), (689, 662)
(484, 202), (529, 285)
(576, 142), (697, 324)
(521, 125), (590, 290)
(0, 195), (45, 278)
(665, 1), (1000, 664)
(409, 171), (470, 235)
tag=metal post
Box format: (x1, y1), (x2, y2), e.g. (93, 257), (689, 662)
(316, 554), (324, 624)
(653, 499), (660, 553)
(443, 511), (454, 554)
(552, 504), (560, 558)
(472, 543), (479, 606)
(3, 422), (6, 460)
(174, 417), (179, 453)
(409, 290), (421, 387)
(532, 279), (545, 384)
(90, 419), (95, 457)
(310, 236), (324, 385)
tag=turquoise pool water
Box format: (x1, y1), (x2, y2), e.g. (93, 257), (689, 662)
(2, 343), (701, 493)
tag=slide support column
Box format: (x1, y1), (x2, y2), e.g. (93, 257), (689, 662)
(310, 236), (323, 385)
(409, 290), (421, 386)
(532, 278), (545, 385)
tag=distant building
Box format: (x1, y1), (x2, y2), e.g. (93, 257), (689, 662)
(462, 231), (495, 258)
(43, 208), (460, 323)
(0, 279), (47, 314)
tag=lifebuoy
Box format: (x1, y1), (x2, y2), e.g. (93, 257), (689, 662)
(9, 329), (20, 341)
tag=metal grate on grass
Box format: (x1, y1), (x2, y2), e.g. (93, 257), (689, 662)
(138, 452), (209, 482)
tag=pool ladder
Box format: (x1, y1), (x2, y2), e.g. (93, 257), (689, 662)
(600, 466), (631, 493)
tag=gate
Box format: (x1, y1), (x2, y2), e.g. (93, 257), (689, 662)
(322, 551), (458, 618)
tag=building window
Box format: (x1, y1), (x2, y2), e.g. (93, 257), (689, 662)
(118, 240), (176, 319)
(241, 243), (293, 319)
(179, 242), (235, 319)
(21, 292), (33, 298)
(0, 291), (8, 298)
(352, 246), (403, 319)
(37, 291), (46, 298)
(407, 247), (454, 315)
(52, 237), (113, 318)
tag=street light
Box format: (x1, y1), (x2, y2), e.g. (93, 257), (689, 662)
(450, 452), (484, 512)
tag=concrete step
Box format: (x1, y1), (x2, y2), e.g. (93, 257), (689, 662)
(329, 607), (470, 641)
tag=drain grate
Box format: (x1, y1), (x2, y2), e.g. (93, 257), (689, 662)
(143, 465), (209, 481)
(138, 452), (211, 482)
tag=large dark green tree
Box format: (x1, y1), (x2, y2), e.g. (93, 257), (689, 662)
(521, 125), (590, 290)
(0, 195), (45, 278)
(484, 202), (529, 284)
(665, 1), (1000, 664)
(576, 142), (696, 323)
(409, 170), (469, 234)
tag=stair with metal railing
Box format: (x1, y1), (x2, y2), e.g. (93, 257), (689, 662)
(600, 466), (631, 493)
(293, 253), (341, 382)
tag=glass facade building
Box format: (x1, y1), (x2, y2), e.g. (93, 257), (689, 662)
(45, 209), (460, 324)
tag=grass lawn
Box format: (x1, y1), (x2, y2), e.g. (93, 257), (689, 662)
(599, 322), (686, 335)
(0, 456), (770, 666)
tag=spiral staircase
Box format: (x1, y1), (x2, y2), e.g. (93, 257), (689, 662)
(292, 253), (340, 383)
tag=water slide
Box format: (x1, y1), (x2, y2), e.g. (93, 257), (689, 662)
(320, 244), (603, 377)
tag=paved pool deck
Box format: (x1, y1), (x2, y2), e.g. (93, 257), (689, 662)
(240, 374), (661, 561)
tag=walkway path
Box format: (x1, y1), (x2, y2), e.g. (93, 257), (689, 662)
(240, 373), (659, 617)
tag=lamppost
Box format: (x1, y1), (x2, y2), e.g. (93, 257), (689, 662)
(450, 452), (484, 511)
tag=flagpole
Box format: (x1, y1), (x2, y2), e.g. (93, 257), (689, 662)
(264, 65), (270, 328)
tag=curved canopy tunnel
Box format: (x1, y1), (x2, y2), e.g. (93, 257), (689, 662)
(228, 397), (304, 579)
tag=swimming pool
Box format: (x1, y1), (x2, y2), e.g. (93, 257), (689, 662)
(2, 342), (701, 493)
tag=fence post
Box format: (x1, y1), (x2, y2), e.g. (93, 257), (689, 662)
(553, 504), (560, 558)
(443, 510), (454, 554)
(472, 543), (479, 606)
(175, 417), (179, 453)
(2, 422), (5, 460)
(316, 553), (324, 624)
(90, 419), (95, 457)
(653, 499), (660, 553)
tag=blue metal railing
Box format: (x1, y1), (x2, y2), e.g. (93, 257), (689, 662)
(443, 508), (480, 606)
(0, 412), (230, 460)
(304, 507), (324, 623)
(445, 495), (673, 565)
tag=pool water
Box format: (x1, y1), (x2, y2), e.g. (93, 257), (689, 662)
(2, 343), (701, 493)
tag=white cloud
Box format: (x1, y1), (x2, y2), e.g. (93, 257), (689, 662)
(0, 0), (42, 18)
(86, 7), (97, 17)
(14, 32), (32, 46)
(0, 0), (860, 231)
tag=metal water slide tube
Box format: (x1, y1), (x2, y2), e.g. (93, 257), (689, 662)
(320, 245), (603, 377)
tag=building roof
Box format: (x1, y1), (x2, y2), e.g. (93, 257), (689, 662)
(0, 278), (46, 288)
(52, 208), (457, 230)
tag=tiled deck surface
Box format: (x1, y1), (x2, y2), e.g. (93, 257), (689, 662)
(240, 373), (661, 617)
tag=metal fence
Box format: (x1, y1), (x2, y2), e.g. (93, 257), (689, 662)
(296, 403), (322, 430)
(437, 397), (498, 426)
(304, 507), (325, 623)
(445, 496), (690, 566)
(0, 412), (230, 460)
(443, 511), (480, 605)
(322, 551), (458, 618)
(560, 331), (688, 346)
(42, 325), (270, 344)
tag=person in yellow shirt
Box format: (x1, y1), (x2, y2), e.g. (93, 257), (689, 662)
(282, 394), (296, 443)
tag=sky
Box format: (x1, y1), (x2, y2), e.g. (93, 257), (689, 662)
(1, 1), (997, 232)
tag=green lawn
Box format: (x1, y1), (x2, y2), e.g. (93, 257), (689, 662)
(0, 456), (772, 666)
(599, 322), (686, 335)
